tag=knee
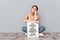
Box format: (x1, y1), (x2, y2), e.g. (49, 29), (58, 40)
(22, 26), (27, 31)
(39, 26), (46, 32)
(40, 26), (45, 29)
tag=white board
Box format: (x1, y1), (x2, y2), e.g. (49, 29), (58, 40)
(27, 22), (39, 37)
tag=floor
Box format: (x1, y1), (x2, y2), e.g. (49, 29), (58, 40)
(0, 32), (60, 40)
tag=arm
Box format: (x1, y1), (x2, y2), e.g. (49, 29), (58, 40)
(24, 15), (29, 23)
(34, 21), (40, 24)
(34, 15), (40, 24)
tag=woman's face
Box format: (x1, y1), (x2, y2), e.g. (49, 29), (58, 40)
(31, 7), (37, 13)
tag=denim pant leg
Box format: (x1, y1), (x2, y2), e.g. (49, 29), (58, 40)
(22, 26), (45, 33)
(39, 26), (45, 33)
(22, 26), (27, 33)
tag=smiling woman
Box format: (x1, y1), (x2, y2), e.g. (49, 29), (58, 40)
(22, 5), (45, 37)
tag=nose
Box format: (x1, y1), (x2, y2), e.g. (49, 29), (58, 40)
(32, 9), (34, 11)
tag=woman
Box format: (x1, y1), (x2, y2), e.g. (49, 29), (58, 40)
(22, 5), (45, 36)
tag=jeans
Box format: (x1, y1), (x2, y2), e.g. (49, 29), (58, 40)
(22, 26), (45, 33)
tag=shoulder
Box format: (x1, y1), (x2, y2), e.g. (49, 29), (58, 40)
(27, 13), (32, 16)
(25, 13), (31, 17)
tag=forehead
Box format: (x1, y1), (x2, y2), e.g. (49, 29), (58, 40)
(32, 7), (36, 9)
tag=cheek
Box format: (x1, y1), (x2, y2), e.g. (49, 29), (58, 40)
(32, 10), (35, 12)
(31, 9), (34, 12)
(32, 9), (34, 11)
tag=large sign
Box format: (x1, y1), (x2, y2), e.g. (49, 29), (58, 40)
(27, 22), (39, 37)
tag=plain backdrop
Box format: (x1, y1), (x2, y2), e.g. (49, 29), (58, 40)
(0, 0), (60, 32)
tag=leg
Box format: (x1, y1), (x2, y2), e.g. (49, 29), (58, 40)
(39, 26), (45, 33)
(22, 26), (27, 33)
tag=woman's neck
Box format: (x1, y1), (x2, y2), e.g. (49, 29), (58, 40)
(31, 12), (37, 16)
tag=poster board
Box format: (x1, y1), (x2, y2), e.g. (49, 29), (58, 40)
(27, 22), (39, 37)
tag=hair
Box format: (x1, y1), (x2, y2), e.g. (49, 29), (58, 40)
(32, 5), (38, 11)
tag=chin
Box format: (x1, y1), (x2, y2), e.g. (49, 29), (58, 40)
(32, 12), (34, 13)
(32, 11), (35, 13)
